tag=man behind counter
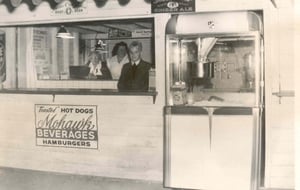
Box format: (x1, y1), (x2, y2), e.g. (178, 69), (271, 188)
(117, 41), (151, 91)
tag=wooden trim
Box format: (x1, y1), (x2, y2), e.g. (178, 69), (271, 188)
(0, 88), (158, 103)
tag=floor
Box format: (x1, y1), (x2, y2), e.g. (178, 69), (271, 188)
(0, 167), (169, 190)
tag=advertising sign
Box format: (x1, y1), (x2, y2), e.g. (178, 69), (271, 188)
(51, 1), (88, 16)
(132, 29), (152, 38)
(151, 0), (195, 13)
(35, 104), (98, 149)
(33, 28), (51, 80)
(0, 31), (5, 83)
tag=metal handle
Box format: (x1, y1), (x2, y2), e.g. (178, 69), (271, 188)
(272, 90), (294, 104)
(272, 90), (294, 97)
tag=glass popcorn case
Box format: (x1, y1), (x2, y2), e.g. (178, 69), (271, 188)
(164, 11), (265, 190)
(166, 12), (264, 107)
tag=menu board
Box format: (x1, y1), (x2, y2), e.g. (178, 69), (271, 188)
(33, 28), (51, 79)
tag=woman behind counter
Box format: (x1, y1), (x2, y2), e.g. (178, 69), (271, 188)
(107, 42), (130, 80)
(87, 51), (112, 80)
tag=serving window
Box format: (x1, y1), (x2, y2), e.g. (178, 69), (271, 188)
(0, 18), (155, 92)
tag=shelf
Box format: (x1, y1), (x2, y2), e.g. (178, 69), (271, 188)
(0, 88), (158, 104)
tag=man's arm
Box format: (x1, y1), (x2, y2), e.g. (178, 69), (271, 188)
(138, 61), (151, 91)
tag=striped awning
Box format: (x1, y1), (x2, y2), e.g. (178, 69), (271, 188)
(0, 0), (151, 11)
(1, 0), (84, 10)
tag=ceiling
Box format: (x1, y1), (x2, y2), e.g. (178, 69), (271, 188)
(33, 18), (153, 36)
(67, 19), (153, 34)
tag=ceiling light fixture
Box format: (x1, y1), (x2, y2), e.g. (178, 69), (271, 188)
(56, 25), (74, 39)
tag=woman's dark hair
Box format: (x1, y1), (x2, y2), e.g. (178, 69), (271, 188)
(111, 41), (129, 57)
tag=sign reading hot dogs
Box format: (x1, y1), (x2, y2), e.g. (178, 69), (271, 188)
(35, 104), (98, 149)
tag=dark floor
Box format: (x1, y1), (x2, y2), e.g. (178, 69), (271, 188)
(0, 167), (169, 190)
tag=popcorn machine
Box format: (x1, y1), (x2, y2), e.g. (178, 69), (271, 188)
(164, 11), (264, 190)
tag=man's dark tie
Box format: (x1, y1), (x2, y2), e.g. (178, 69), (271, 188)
(132, 62), (137, 78)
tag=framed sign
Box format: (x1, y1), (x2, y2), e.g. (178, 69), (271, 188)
(0, 31), (5, 83)
(35, 104), (98, 149)
(51, 1), (88, 16)
(151, 0), (195, 13)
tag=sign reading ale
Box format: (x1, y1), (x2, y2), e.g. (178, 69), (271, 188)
(151, 0), (195, 13)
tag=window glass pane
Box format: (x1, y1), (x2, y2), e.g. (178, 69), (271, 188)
(0, 18), (155, 91)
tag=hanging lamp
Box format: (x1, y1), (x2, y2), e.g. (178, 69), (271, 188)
(56, 25), (74, 39)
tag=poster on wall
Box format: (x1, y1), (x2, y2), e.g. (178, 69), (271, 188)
(0, 31), (5, 83)
(151, 0), (195, 13)
(33, 28), (51, 80)
(35, 104), (98, 149)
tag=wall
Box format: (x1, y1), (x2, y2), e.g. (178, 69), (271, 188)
(0, 94), (164, 181)
(264, 0), (295, 188)
(295, 2), (300, 190)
